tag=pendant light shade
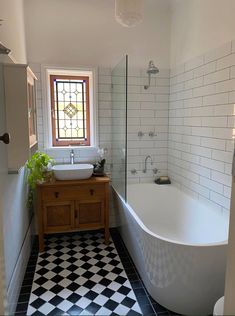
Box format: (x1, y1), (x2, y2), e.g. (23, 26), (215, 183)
(115, 0), (144, 27)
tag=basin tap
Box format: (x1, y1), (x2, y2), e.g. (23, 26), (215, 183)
(70, 149), (75, 165)
(143, 155), (153, 173)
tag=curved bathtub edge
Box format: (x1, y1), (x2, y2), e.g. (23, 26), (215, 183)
(112, 186), (227, 315)
(113, 186), (228, 247)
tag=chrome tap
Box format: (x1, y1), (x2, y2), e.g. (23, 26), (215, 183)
(70, 149), (75, 164)
(143, 155), (153, 173)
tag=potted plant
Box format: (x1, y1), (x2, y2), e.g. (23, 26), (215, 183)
(26, 151), (54, 209)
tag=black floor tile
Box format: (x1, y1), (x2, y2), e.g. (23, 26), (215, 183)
(140, 303), (155, 314)
(23, 271), (35, 280)
(130, 280), (144, 289)
(125, 267), (137, 275)
(25, 265), (36, 273)
(18, 293), (31, 303)
(134, 288), (147, 297)
(136, 295), (152, 306)
(20, 285), (32, 295)
(127, 273), (140, 281)
(15, 302), (28, 313)
(22, 278), (34, 286)
(86, 302), (101, 314)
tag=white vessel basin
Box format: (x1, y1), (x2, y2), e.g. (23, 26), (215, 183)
(52, 164), (94, 180)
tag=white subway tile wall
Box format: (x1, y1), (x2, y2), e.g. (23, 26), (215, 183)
(169, 41), (235, 213)
(127, 68), (170, 184)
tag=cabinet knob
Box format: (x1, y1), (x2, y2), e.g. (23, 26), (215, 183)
(0, 133), (10, 144)
(90, 189), (95, 196)
(54, 192), (59, 198)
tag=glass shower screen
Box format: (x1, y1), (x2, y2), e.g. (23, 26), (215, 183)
(111, 55), (128, 201)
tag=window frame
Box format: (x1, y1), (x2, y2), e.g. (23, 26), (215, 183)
(41, 65), (98, 150)
(50, 74), (90, 147)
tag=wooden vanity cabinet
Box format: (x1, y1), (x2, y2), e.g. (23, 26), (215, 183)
(36, 176), (110, 252)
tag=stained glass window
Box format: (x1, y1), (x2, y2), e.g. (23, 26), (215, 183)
(50, 75), (90, 146)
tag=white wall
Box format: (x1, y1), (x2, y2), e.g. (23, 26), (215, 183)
(0, 0), (27, 63)
(169, 41), (235, 214)
(24, 0), (171, 68)
(170, 0), (235, 67)
(0, 0), (32, 313)
(3, 170), (30, 287)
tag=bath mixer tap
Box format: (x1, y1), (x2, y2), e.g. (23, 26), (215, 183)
(70, 149), (75, 164)
(143, 155), (153, 173)
(152, 168), (158, 175)
(131, 168), (138, 175)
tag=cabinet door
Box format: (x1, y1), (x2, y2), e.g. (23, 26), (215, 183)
(27, 79), (37, 148)
(75, 200), (104, 229)
(44, 201), (74, 233)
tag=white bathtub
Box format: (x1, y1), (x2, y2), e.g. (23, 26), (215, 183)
(113, 183), (229, 315)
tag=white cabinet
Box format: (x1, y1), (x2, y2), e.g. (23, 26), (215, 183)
(3, 64), (38, 172)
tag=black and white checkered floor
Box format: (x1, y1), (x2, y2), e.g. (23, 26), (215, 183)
(27, 232), (142, 316)
(16, 229), (175, 315)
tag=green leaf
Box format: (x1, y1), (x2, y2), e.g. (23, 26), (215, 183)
(26, 151), (55, 208)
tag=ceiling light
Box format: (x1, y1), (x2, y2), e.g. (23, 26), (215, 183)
(115, 0), (144, 27)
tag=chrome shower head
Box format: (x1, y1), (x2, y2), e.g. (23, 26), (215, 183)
(144, 60), (159, 90)
(0, 43), (11, 55)
(146, 60), (159, 75)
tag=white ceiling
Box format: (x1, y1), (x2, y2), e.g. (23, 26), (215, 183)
(24, 0), (172, 68)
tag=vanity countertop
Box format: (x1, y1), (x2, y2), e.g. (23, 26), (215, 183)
(37, 175), (110, 187)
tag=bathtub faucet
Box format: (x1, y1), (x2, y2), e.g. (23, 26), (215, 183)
(70, 149), (75, 164)
(143, 155), (153, 173)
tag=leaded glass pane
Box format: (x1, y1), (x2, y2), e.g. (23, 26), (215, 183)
(52, 77), (88, 144)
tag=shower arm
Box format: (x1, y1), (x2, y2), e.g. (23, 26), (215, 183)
(144, 73), (151, 90)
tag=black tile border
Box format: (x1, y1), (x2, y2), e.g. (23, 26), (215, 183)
(15, 229), (179, 316)
(110, 228), (177, 316)
(15, 238), (38, 315)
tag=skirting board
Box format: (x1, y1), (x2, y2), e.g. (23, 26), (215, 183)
(6, 217), (35, 315)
